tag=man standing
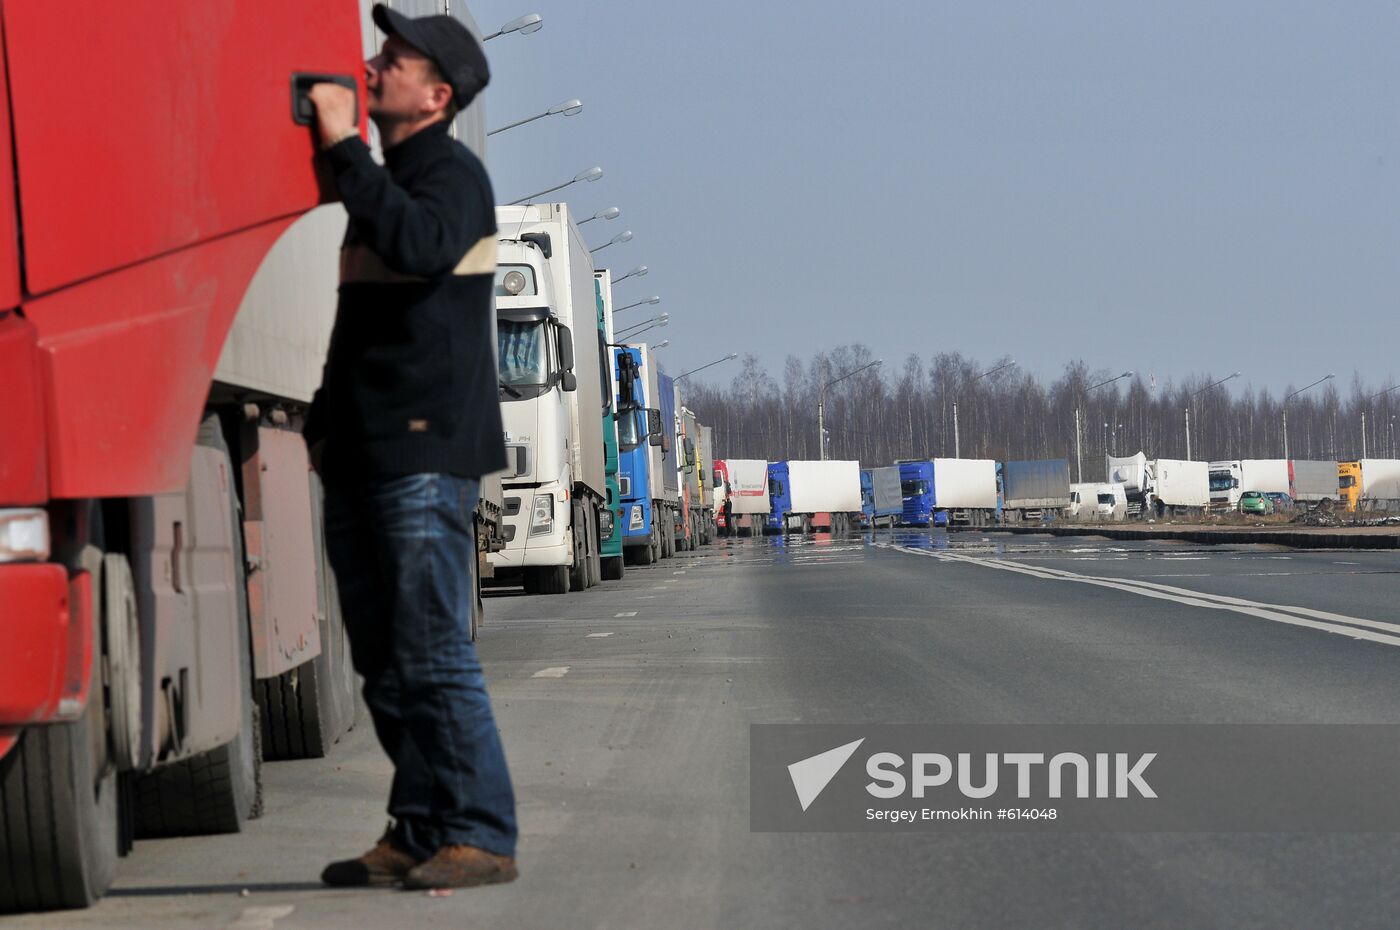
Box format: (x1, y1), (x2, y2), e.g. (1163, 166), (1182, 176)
(304, 4), (516, 891)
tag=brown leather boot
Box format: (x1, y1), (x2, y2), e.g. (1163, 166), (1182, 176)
(321, 826), (423, 887)
(402, 844), (519, 890)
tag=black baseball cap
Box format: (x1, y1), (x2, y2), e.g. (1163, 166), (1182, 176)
(372, 3), (490, 110)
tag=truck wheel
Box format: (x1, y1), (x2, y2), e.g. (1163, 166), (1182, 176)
(0, 544), (119, 913)
(569, 504), (589, 591)
(587, 507), (602, 588)
(135, 417), (261, 837)
(601, 555), (625, 581)
(258, 472), (355, 760)
(533, 564), (571, 595)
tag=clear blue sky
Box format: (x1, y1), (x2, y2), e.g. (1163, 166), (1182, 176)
(475, 0), (1400, 397)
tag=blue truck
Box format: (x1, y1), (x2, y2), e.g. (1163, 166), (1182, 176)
(614, 345), (666, 564)
(764, 461), (792, 533)
(860, 466), (903, 528)
(898, 460), (938, 526)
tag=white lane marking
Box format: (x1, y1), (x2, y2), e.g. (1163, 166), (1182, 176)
(587, 632), (614, 638)
(673, 570), (687, 575)
(532, 666), (571, 678)
(892, 546), (1400, 648)
(226, 907), (296, 930)
(615, 611), (637, 617)
(1336, 561), (1361, 565)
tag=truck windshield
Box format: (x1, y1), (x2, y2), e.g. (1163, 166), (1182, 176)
(1208, 474), (1236, 492)
(498, 319), (549, 390)
(617, 408), (642, 451)
(1339, 475), (1356, 489)
(902, 479), (929, 497)
(1097, 493), (1115, 506)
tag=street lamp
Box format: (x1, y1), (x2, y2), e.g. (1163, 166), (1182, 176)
(487, 98), (582, 136)
(482, 13), (543, 41)
(1076, 371), (1133, 482)
(578, 206), (620, 225)
(617, 313), (669, 339)
(651, 340), (670, 350)
(507, 166), (602, 206)
(1184, 371), (1241, 461)
(589, 230), (633, 254)
(952, 360), (1016, 458)
(674, 353), (739, 383)
(1360, 384), (1400, 457)
(615, 295), (660, 313)
(614, 265), (649, 284)
(619, 319), (669, 341)
(818, 360), (883, 460)
(1282, 373), (1334, 460)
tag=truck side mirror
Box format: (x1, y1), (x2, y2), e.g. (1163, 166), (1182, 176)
(556, 323), (575, 373)
(647, 408), (663, 445)
(561, 371), (577, 392)
(684, 439), (696, 468)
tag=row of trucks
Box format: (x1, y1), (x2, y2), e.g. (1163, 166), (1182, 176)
(712, 459), (880, 536)
(490, 202), (722, 588)
(0, 0), (721, 914)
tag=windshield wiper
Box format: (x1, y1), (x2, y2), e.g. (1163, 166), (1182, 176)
(499, 381), (523, 398)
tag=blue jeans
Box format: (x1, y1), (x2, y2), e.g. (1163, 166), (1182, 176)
(324, 473), (517, 859)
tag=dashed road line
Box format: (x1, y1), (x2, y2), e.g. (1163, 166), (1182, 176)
(532, 666), (571, 679)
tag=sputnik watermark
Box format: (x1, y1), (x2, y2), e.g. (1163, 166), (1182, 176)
(752, 724), (1400, 832)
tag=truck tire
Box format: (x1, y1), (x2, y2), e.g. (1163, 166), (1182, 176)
(0, 544), (119, 913)
(587, 506), (602, 588)
(665, 516), (676, 558)
(530, 564), (570, 595)
(258, 473), (355, 761)
(135, 416), (261, 838)
(601, 554), (625, 581)
(569, 503), (589, 591)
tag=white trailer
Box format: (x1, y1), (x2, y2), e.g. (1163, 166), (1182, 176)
(492, 203), (606, 594)
(1292, 460), (1340, 503)
(1357, 459), (1400, 506)
(725, 458), (770, 535)
(781, 460), (861, 533)
(1149, 459), (1210, 514)
(932, 458), (998, 526)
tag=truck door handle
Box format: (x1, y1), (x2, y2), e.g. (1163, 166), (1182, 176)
(291, 73), (357, 126)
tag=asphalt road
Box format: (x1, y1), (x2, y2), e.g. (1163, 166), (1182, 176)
(13, 530), (1400, 929)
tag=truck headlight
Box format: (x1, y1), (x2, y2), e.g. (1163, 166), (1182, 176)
(599, 507), (615, 540)
(529, 494), (554, 536)
(0, 508), (49, 562)
(629, 504), (644, 530)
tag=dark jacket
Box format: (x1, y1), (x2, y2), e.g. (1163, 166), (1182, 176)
(304, 121), (506, 481)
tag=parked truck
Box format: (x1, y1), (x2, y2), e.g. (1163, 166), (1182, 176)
(1147, 459), (1210, 517)
(0, 0), (458, 912)
(698, 424), (718, 542)
(934, 459), (1001, 526)
(1001, 459), (1071, 522)
(724, 459), (771, 535)
(653, 367), (681, 557)
(765, 460), (863, 534)
(1338, 459), (1400, 512)
(1292, 460), (1342, 504)
(859, 466), (903, 528)
(714, 459), (733, 535)
(1207, 460), (1292, 511)
(492, 203), (606, 594)
(898, 460), (937, 526)
(614, 346), (665, 564)
(676, 406), (705, 550)
(593, 271), (625, 581)
(1106, 452), (1151, 517)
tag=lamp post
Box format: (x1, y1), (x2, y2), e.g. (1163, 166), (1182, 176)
(589, 230), (633, 254)
(651, 340), (670, 350)
(487, 98), (582, 136)
(818, 360), (883, 460)
(674, 353), (739, 383)
(617, 313), (669, 340)
(1360, 384), (1400, 457)
(507, 166), (602, 206)
(1282, 373), (1334, 460)
(615, 295), (660, 313)
(482, 13), (543, 41)
(1185, 371), (1241, 461)
(1076, 371), (1133, 482)
(613, 264), (648, 284)
(578, 206), (620, 225)
(952, 360), (1016, 458)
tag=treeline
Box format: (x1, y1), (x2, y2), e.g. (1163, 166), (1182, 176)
(683, 346), (1400, 480)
